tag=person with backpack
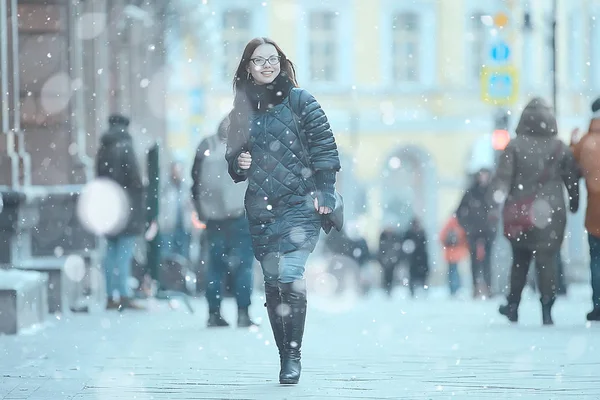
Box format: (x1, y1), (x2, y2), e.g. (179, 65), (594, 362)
(493, 98), (579, 325)
(439, 213), (469, 296)
(191, 116), (257, 328)
(95, 114), (145, 311)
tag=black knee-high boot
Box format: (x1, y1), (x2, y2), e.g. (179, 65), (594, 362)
(264, 282), (284, 365)
(541, 296), (555, 326)
(279, 281), (307, 384)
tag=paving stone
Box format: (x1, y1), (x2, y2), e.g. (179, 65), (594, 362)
(0, 285), (599, 399)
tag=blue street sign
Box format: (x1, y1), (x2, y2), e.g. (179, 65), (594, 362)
(481, 66), (519, 105)
(490, 42), (511, 63)
(488, 73), (513, 97)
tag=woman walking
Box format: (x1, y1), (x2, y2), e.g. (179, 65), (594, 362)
(225, 37), (341, 384)
(493, 98), (579, 325)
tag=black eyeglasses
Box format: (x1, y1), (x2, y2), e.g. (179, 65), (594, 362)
(250, 55), (281, 67)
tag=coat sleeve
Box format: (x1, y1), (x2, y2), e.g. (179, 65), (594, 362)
(294, 88), (341, 172)
(560, 143), (580, 213)
(225, 120), (249, 183)
(118, 138), (144, 193)
(191, 138), (210, 220)
(226, 147), (247, 183)
(455, 190), (471, 230)
(118, 138), (145, 232)
(489, 143), (516, 207)
(293, 88), (341, 209)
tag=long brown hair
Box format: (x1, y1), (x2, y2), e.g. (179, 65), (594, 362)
(232, 37), (298, 92)
(228, 38), (298, 150)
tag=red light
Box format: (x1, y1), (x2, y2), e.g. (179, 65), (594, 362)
(492, 129), (510, 150)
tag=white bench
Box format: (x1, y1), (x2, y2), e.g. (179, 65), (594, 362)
(0, 269), (48, 334)
(16, 259), (73, 314)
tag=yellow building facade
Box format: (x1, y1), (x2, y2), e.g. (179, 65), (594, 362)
(168, 0), (600, 268)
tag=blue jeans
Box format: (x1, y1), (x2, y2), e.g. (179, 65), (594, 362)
(588, 233), (600, 308)
(103, 236), (137, 299)
(261, 250), (311, 284)
(205, 216), (254, 312)
(448, 262), (461, 295)
(160, 228), (191, 260)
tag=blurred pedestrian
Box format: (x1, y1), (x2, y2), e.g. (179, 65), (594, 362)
(439, 213), (469, 296)
(570, 96), (600, 321)
(324, 224), (371, 268)
(493, 98), (579, 325)
(159, 160), (194, 261)
(404, 218), (430, 297)
(95, 114), (145, 310)
(225, 37), (341, 384)
(191, 116), (257, 328)
(457, 168), (497, 298)
(377, 224), (406, 297)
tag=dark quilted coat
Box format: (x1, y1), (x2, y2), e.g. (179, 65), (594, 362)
(95, 120), (145, 238)
(226, 76), (341, 261)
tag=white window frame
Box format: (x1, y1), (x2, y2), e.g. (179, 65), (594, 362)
(590, 6), (600, 89)
(380, 0), (436, 91)
(463, 0), (505, 89)
(209, 2), (269, 89)
(296, 0), (353, 92)
(567, 10), (584, 90)
(521, 7), (536, 91)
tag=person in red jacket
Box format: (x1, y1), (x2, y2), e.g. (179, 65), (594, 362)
(439, 214), (469, 296)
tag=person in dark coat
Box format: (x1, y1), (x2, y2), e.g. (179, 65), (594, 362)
(225, 37), (340, 384)
(191, 116), (256, 328)
(95, 114), (145, 310)
(457, 168), (497, 298)
(324, 227), (370, 269)
(493, 98), (579, 325)
(378, 226), (406, 297)
(404, 218), (430, 297)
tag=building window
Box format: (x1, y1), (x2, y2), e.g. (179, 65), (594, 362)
(589, 15), (599, 88)
(308, 11), (337, 82)
(568, 14), (577, 83)
(221, 9), (251, 82)
(468, 13), (487, 81)
(545, 12), (555, 77)
(391, 12), (420, 82)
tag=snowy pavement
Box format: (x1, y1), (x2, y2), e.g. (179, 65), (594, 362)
(1, 285), (599, 400)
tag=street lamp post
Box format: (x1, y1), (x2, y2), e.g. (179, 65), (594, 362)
(551, 0), (558, 114)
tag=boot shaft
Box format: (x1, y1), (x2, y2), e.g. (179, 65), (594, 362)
(541, 296), (555, 326)
(264, 283), (285, 354)
(279, 282), (307, 357)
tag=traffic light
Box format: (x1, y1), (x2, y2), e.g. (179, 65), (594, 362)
(492, 109), (510, 150)
(492, 129), (510, 150)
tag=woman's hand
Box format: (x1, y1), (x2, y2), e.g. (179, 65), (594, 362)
(237, 151), (252, 170)
(314, 197), (332, 215)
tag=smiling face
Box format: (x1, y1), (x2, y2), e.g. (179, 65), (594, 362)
(247, 43), (281, 85)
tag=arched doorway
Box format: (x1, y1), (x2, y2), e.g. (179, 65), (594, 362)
(380, 145), (439, 268)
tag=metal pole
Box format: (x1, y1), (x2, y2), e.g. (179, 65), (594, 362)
(68, 0), (93, 182)
(1, 0), (19, 189)
(12, 0), (30, 188)
(552, 0), (558, 115)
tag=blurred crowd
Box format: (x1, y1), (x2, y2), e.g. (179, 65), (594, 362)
(93, 95), (600, 327)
